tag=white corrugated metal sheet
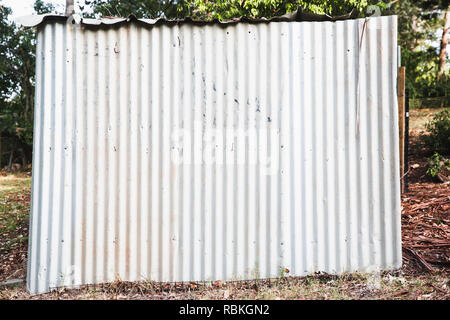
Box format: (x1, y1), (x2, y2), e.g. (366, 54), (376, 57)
(27, 16), (401, 294)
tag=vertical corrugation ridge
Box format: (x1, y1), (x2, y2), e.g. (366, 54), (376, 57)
(379, 17), (389, 268)
(286, 22), (295, 274)
(125, 25), (132, 281)
(37, 24), (48, 293)
(280, 22), (290, 274)
(146, 25), (155, 280)
(92, 27), (100, 285)
(84, 28), (93, 285)
(117, 26), (124, 279)
(100, 28), (109, 281)
(393, 17), (402, 269)
(209, 25), (217, 281)
(236, 23), (244, 278)
(218, 26), (226, 280)
(243, 25), (250, 278)
(179, 24), (186, 281)
(112, 27), (120, 280)
(253, 24), (261, 279)
(156, 25), (163, 281)
(80, 25), (87, 284)
(45, 23), (56, 290)
(310, 22), (318, 272)
(69, 25), (77, 287)
(139, 25), (149, 281)
(199, 25), (206, 281)
(343, 21), (351, 271)
(146, 25), (153, 280)
(187, 25), (194, 281)
(324, 21), (334, 272)
(162, 24), (171, 282)
(332, 21), (342, 273)
(256, 24), (265, 278)
(301, 22), (309, 273)
(322, 22), (331, 272)
(366, 18), (377, 270)
(27, 25), (42, 294)
(174, 24), (183, 282)
(169, 24), (179, 282)
(232, 25), (238, 279)
(364, 18), (374, 269)
(33, 24), (45, 293)
(389, 16), (402, 268)
(262, 23), (270, 277)
(275, 22), (283, 276)
(384, 16), (395, 267)
(131, 23), (141, 282)
(355, 19), (364, 270)
(55, 22), (68, 287)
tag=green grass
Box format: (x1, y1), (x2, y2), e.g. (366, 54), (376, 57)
(409, 107), (446, 132)
(1, 272), (448, 300)
(0, 175), (31, 253)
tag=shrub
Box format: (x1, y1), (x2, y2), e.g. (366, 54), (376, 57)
(423, 109), (450, 155)
(426, 152), (450, 178)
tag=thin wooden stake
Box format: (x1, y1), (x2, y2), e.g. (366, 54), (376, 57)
(398, 66), (406, 193)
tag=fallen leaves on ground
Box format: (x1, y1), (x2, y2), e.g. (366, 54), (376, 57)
(402, 183), (449, 276)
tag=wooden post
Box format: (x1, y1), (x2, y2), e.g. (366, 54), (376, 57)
(398, 66), (406, 193)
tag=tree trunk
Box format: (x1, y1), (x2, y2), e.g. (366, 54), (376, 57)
(66, 0), (74, 15)
(437, 10), (450, 80)
(7, 151), (13, 173)
(19, 148), (27, 167)
(410, 14), (420, 50)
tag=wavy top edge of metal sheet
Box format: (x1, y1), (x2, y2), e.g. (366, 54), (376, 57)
(16, 7), (381, 28)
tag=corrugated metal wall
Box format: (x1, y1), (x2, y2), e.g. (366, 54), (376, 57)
(27, 16), (401, 294)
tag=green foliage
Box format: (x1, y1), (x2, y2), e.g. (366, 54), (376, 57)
(423, 109), (450, 155)
(385, 0), (449, 99)
(34, 0), (57, 14)
(184, 0), (371, 20)
(296, 0), (369, 16)
(426, 152), (450, 177)
(186, 0), (291, 20)
(0, 4), (15, 100)
(88, 0), (189, 19)
(0, 1), (38, 166)
(87, 0), (377, 20)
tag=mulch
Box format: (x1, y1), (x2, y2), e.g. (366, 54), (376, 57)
(401, 183), (449, 276)
(400, 131), (449, 276)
